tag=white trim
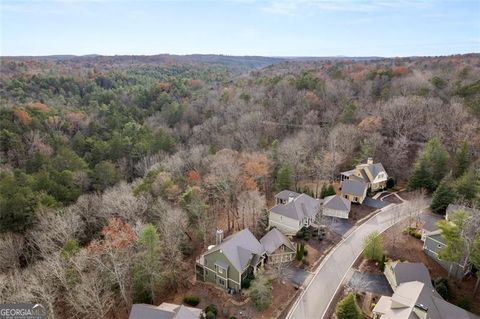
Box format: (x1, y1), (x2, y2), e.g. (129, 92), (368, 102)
(204, 266), (241, 285)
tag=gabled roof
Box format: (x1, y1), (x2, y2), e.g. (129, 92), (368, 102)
(275, 190), (301, 201)
(358, 168), (370, 182)
(366, 162), (387, 180)
(392, 262), (433, 288)
(375, 280), (479, 319)
(380, 262), (480, 319)
(260, 228), (295, 255)
(206, 228), (265, 272)
(129, 303), (201, 319)
(270, 193), (319, 221)
(323, 195), (351, 212)
(341, 179), (368, 197)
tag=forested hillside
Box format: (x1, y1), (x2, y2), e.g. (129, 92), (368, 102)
(0, 54), (479, 318)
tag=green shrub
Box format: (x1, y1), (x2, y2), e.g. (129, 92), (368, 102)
(205, 304), (217, 315)
(183, 295), (200, 306)
(295, 230), (305, 239)
(379, 254), (386, 272)
(242, 272), (255, 289)
(205, 311), (216, 319)
(335, 293), (362, 319)
(433, 277), (450, 299)
(404, 226), (422, 239)
(458, 297), (472, 311)
(296, 242), (305, 261)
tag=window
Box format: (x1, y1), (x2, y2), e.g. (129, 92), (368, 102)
(218, 278), (226, 287)
(218, 268), (223, 274)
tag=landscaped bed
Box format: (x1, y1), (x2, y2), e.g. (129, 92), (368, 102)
(168, 277), (298, 319)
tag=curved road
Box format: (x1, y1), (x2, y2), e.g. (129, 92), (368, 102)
(286, 201), (422, 319)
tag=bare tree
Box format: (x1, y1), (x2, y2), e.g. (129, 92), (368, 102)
(237, 190), (266, 230)
(0, 233), (24, 272)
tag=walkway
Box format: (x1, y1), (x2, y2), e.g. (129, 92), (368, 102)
(286, 201), (426, 319)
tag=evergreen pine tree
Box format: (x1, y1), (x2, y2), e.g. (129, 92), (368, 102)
(408, 159), (435, 192)
(454, 141), (471, 178)
(276, 163), (293, 191)
(335, 293), (362, 319)
(431, 175), (457, 214)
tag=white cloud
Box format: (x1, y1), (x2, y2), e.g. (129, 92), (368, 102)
(260, 0), (431, 15)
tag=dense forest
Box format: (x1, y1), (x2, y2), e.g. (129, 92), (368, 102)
(0, 54), (479, 318)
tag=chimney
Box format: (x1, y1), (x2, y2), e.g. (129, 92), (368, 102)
(367, 157), (373, 165)
(413, 304), (428, 319)
(215, 229), (224, 245)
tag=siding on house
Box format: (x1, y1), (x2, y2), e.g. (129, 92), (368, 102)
(323, 207), (349, 219)
(423, 235), (471, 280)
(202, 250), (242, 292)
(269, 211), (302, 235)
(342, 192), (366, 204)
(268, 244), (295, 263)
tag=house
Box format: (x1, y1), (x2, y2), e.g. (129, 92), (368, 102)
(423, 229), (472, 279)
(275, 190), (301, 205)
(268, 191), (320, 235)
(422, 204), (476, 279)
(340, 179), (368, 204)
(195, 228), (265, 292)
(384, 261), (432, 291)
(322, 194), (351, 219)
(129, 302), (202, 319)
(260, 227), (296, 264)
(373, 261), (479, 319)
(341, 157), (388, 193)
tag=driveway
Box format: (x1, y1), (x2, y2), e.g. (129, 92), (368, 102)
(324, 216), (353, 236)
(286, 201), (428, 319)
(420, 211), (442, 232)
(348, 271), (393, 296)
(284, 264), (310, 287)
(363, 197), (389, 209)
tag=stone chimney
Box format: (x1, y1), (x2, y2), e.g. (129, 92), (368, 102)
(367, 157), (374, 165)
(413, 304), (428, 319)
(215, 229), (224, 245)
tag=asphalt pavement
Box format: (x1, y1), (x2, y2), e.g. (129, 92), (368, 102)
(286, 201), (424, 319)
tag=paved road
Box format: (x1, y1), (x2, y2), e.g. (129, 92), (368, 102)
(286, 201), (422, 319)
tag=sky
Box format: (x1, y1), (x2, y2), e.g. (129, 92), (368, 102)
(1, 0), (479, 57)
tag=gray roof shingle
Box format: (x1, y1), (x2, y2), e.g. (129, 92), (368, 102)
(129, 304), (201, 319)
(392, 262), (433, 287)
(206, 228), (265, 272)
(341, 179), (368, 197)
(275, 190), (300, 201)
(323, 195), (351, 212)
(270, 193), (319, 221)
(260, 228), (295, 255)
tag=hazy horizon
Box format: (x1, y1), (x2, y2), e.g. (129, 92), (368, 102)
(2, 0), (479, 57)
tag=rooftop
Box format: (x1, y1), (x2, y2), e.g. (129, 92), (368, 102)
(270, 193), (319, 221)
